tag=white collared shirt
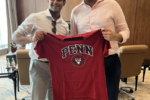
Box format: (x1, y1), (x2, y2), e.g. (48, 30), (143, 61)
(14, 9), (69, 60)
(71, 0), (130, 55)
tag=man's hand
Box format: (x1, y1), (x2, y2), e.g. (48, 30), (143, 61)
(31, 30), (47, 42)
(101, 28), (123, 42)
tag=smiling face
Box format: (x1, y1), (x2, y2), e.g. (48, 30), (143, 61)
(48, 0), (66, 12)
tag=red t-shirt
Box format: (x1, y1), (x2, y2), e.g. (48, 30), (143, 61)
(34, 29), (110, 100)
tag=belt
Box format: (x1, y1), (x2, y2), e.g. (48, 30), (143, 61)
(36, 59), (49, 63)
(40, 61), (49, 63)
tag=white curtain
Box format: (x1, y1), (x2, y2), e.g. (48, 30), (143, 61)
(0, 0), (8, 50)
(6, 0), (18, 51)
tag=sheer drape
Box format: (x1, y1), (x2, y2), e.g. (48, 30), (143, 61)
(0, 0), (8, 50)
(6, 0), (18, 51)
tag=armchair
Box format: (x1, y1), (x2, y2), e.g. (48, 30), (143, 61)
(119, 45), (148, 100)
(16, 49), (30, 100)
(141, 59), (150, 82)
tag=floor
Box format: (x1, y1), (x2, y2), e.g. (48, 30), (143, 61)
(0, 54), (31, 100)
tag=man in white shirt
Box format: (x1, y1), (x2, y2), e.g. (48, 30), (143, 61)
(70, 0), (130, 100)
(13, 0), (68, 100)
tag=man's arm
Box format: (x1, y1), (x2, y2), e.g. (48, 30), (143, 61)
(112, 1), (130, 43)
(101, 28), (123, 42)
(13, 31), (47, 45)
(102, 1), (130, 42)
(115, 34), (123, 42)
(12, 33), (33, 45)
(12, 14), (35, 45)
(12, 14), (47, 45)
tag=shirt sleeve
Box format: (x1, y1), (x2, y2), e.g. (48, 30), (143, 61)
(70, 9), (78, 36)
(12, 14), (35, 37)
(113, 1), (130, 43)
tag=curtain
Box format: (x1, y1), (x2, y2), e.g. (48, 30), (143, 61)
(0, 0), (8, 50)
(6, 0), (18, 51)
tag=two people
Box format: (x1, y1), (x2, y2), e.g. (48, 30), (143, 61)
(13, 0), (130, 100)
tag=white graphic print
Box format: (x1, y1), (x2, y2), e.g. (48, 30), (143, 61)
(71, 54), (85, 67)
(75, 58), (81, 65)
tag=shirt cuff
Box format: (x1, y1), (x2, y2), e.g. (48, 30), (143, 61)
(118, 30), (130, 44)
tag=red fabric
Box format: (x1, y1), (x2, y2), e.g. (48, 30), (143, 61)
(34, 29), (110, 100)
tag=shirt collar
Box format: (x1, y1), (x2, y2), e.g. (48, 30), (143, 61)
(81, 0), (103, 6)
(45, 9), (63, 23)
(51, 29), (101, 41)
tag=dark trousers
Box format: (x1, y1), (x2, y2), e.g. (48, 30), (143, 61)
(104, 54), (121, 100)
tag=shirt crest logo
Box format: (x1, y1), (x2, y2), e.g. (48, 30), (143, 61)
(71, 54), (85, 67)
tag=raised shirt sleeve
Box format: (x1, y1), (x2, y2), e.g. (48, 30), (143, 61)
(12, 14), (35, 37)
(113, 1), (130, 43)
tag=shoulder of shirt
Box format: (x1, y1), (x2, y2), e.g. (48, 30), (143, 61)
(25, 10), (48, 20)
(71, 2), (83, 14)
(30, 10), (47, 18)
(100, 0), (120, 11)
(104, 0), (119, 6)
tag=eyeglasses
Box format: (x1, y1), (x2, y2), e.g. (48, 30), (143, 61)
(52, 21), (56, 34)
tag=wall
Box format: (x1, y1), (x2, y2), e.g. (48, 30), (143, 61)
(134, 0), (150, 59)
(16, 0), (82, 25)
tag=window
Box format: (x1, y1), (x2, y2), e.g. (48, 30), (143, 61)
(0, 0), (8, 50)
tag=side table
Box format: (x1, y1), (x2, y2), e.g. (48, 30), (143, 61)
(0, 67), (19, 100)
(6, 51), (17, 66)
(5, 51), (19, 100)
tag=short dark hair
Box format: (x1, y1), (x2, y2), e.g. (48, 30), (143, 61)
(63, 0), (65, 1)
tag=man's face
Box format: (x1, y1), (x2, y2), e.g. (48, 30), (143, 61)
(48, 0), (66, 12)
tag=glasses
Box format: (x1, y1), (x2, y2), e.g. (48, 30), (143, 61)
(52, 21), (56, 34)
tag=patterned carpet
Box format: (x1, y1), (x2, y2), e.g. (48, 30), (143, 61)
(0, 54), (150, 100)
(0, 55), (31, 100)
